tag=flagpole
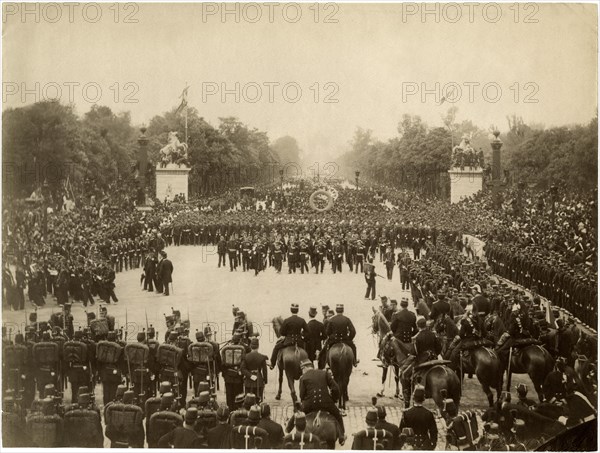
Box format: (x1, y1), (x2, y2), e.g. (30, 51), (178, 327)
(185, 104), (188, 144)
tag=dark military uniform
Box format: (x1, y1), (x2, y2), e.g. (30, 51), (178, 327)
(414, 329), (442, 364)
(299, 368), (345, 437)
(305, 317), (325, 363)
(241, 348), (268, 401)
(322, 312), (357, 367)
(399, 405), (437, 450)
(390, 309), (417, 343)
(352, 428), (394, 450)
(270, 314), (307, 365)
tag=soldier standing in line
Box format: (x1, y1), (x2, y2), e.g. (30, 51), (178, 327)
(240, 337), (268, 402)
(221, 332), (246, 410)
(384, 245), (395, 281)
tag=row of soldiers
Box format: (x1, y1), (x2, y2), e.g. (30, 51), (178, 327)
(486, 241), (597, 329)
(215, 231), (423, 276)
(160, 218), (443, 250)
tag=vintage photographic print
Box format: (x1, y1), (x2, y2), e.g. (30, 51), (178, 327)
(1, 1), (598, 450)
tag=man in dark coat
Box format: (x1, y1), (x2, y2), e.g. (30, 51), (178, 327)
(270, 303), (307, 369)
(257, 403), (284, 449)
(298, 359), (345, 444)
(143, 253), (156, 292)
(159, 251), (173, 296)
(390, 298), (417, 343)
(158, 407), (205, 448)
(305, 306), (325, 365)
(321, 304), (358, 368)
(240, 337), (268, 401)
(399, 386), (437, 450)
(429, 292), (451, 322)
(206, 406), (232, 448)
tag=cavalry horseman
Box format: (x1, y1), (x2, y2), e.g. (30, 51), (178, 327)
(445, 312), (482, 371)
(270, 303), (307, 369)
(319, 304), (358, 369)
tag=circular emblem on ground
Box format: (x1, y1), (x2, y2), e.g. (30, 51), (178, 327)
(309, 189), (334, 212)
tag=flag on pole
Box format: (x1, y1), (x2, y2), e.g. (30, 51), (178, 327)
(175, 85), (189, 115)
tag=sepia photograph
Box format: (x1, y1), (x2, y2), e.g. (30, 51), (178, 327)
(1, 1), (598, 450)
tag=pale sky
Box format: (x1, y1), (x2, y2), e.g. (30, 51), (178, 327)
(3, 2), (598, 162)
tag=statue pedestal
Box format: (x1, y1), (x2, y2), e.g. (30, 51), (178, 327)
(156, 164), (191, 202)
(448, 167), (483, 204)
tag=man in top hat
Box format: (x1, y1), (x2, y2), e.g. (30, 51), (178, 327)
(305, 306), (325, 365)
(321, 304), (358, 368)
(241, 337), (268, 401)
(158, 407), (205, 448)
(270, 303), (308, 370)
(399, 385), (437, 450)
(298, 359), (346, 444)
(158, 251), (173, 296)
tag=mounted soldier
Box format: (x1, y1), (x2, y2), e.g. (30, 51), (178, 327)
(320, 304), (358, 368)
(298, 359), (346, 445)
(445, 312), (483, 371)
(270, 303), (307, 370)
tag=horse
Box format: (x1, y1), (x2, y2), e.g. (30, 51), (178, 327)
(371, 309), (400, 397)
(272, 317), (308, 403)
(327, 343), (353, 414)
(159, 131), (189, 167)
(372, 309), (461, 411)
(304, 410), (339, 449)
(505, 343), (555, 401)
(455, 344), (503, 406)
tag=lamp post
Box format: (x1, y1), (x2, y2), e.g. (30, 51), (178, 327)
(137, 127), (148, 207)
(42, 179), (49, 236)
(279, 169), (284, 190)
(490, 130), (504, 209)
(355, 170), (360, 190)
(550, 185), (558, 229)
